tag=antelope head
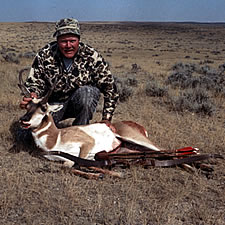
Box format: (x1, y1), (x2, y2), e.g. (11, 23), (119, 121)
(18, 68), (62, 129)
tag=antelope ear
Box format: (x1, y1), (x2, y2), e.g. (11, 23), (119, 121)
(48, 103), (63, 112)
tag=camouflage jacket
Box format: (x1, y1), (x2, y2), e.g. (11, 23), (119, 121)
(24, 41), (119, 121)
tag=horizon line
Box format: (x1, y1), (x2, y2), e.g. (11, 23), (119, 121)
(1, 20), (225, 24)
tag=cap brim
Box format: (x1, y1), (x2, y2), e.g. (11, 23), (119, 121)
(53, 29), (80, 38)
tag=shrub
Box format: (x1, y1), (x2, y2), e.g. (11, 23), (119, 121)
(0, 47), (20, 64)
(170, 88), (215, 116)
(166, 71), (192, 88)
(145, 81), (167, 97)
(114, 76), (134, 102)
(124, 77), (138, 87)
(3, 52), (20, 64)
(168, 62), (225, 96)
(23, 51), (36, 59)
(171, 62), (198, 73)
(131, 63), (141, 72)
(119, 86), (133, 102)
(218, 63), (225, 72)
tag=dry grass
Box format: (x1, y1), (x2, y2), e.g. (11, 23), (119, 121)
(0, 22), (224, 225)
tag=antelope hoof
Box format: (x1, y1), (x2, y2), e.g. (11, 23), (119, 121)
(63, 160), (75, 168)
(111, 171), (124, 178)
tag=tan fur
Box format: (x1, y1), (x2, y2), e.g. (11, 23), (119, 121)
(112, 121), (161, 150)
(35, 115), (59, 149)
(33, 115), (96, 158)
(60, 127), (95, 158)
(115, 121), (148, 137)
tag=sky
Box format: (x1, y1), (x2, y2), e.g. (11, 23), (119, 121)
(1, 0), (225, 23)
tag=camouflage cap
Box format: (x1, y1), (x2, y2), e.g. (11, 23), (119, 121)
(53, 18), (80, 38)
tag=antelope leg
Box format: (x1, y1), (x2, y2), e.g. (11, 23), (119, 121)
(62, 161), (104, 179)
(69, 167), (104, 180)
(88, 167), (123, 178)
(179, 163), (195, 172)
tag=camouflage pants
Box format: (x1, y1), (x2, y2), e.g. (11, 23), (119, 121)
(52, 85), (101, 125)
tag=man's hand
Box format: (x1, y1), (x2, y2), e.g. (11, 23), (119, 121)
(100, 120), (117, 133)
(20, 92), (37, 109)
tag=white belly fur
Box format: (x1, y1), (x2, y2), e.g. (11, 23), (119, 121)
(33, 131), (81, 162)
(80, 123), (121, 160)
(32, 123), (120, 162)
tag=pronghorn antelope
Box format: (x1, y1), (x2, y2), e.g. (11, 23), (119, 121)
(18, 69), (219, 179)
(18, 69), (163, 178)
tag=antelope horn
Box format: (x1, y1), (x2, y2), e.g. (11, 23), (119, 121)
(40, 77), (58, 104)
(18, 67), (31, 97)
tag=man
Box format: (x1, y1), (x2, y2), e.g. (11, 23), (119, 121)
(20, 18), (119, 126)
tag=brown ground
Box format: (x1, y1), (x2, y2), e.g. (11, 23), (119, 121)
(0, 21), (224, 225)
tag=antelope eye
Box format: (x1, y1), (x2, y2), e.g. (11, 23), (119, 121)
(40, 105), (47, 112)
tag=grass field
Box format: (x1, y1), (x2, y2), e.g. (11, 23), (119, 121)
(0, 21), (224, 225)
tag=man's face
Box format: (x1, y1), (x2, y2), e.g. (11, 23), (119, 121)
(57, 34), (79, 58)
